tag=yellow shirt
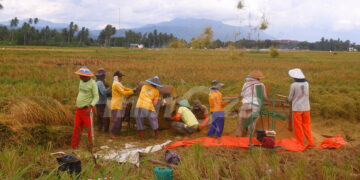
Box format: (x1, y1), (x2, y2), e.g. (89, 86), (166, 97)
(178, 107), (199, 128)
(209, 90), (228, 112)
(136, 84), (159, 112)
(111, 82), (134, 110)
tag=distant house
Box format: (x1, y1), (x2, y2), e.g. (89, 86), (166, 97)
(130, 44), (144, 49)
(349, 47), (358, 52)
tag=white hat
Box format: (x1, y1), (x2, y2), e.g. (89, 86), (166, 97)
(288, 68), (305, 79)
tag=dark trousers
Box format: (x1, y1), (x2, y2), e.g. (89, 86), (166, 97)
(171, 122), (196, 135)
(111, 109), (124, 135)
(96, 104), (110, 132)
(207, 111), (225, 138)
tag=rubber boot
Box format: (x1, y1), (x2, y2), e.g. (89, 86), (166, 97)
(154, 129), (159, 139)
(138, 130), (144, 140)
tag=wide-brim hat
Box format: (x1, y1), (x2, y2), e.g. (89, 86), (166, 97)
(210, 80), (224, 89)
(248, 70), (264, 79)
(146, 76), (163, 87)
(288, 68), (305, 79)
(95, 68), (107, 76)
(113, 71), (125, 77)
(192, 100), (202, 109)
(75, 66), (93, 77)
(177, 99), (190, 108)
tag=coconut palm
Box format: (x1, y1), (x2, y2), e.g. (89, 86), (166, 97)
(34, 18), (39, 25)
(73, 24), (78, 42)
(99, 25), (116, 47)
(10, 17), (19, 43)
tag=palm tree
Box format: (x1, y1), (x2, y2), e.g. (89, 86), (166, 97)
(68, 22), (74, 43)
(78, 27), (89, 45)
(10, 17), (19, 43)
(21, 22), (30, 45)
(73, 24), (78, 42)
(28, 18), (39, 43)
(34, 18), (39, 25)
(99, 25), (116, 47)
(104, 25), (116, 47)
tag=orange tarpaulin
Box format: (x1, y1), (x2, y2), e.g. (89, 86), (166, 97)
(164, 135), (347, 152)
(317, 135), (347, 149)
(164, 136), (307, 151)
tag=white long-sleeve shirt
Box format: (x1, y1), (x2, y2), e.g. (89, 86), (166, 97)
(288, 82), (310, 111)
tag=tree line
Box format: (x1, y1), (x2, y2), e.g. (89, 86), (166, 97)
(0, 18), (177, 47)
(0, 18), (359, 51)
(0, 17), (94, 46)
(110, 29), (177, 48)
(297, 37), (359, 51)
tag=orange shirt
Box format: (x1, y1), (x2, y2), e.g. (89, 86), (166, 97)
(209, 90), (228, 112)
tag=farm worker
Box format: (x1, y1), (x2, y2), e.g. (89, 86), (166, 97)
(236, 70), (267, 137)
(191, 100), (209, 130)
(207, 80), (228, 138)
(71, 66), (99, 149)
(110, 71), (135, 138)
(170, 99), (199, 135)
(288, 68), (314, 147)
(135, 76), (162, 139)
(95, 68), (112, 133)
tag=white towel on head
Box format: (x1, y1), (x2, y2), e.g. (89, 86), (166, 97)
(113, 76), (124, 87)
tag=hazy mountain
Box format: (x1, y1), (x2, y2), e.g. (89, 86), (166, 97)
(113, 18), (274, 41)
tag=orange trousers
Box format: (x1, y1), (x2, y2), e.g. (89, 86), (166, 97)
(71, 108), (93, 149)
(293, 111), (314, 146)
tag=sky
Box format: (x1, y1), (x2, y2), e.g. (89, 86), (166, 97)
(1, 0), (360, 42)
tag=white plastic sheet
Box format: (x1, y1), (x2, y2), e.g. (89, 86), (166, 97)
(95, 140), (172, 167)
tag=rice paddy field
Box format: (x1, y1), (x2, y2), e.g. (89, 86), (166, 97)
(0, 46), (360, 179)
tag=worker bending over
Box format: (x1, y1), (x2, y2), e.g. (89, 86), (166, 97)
(191, 100), (209, 130)
(135, 76), (162, 139)
(171, 99), (199, 135)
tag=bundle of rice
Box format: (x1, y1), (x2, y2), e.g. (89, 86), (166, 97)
(3, 96), (73, 125)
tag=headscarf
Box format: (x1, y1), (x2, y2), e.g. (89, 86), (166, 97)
(113, 76), (124, 87)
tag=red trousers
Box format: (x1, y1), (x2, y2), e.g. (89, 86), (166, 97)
(293, 111), (314, 146)
(71, 108), (93, 149)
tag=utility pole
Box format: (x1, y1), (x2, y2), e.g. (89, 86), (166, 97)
(248, 13), (252, 40)
(118, 8), (121, 30)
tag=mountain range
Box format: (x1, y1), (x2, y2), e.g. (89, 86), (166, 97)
(0, 18), (274, 42)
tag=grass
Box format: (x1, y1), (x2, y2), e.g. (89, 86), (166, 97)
(0, 46), (360, 179)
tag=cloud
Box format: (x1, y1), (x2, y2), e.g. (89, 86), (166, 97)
(1, 0), (360, 42)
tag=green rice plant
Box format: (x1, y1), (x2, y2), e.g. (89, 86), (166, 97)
(285, 159), (306, 180)
(321, 160), (337, 180)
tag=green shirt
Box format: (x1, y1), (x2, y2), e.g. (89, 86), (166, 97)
(178, 106), (199, 128)
(76, 79), (99, 108)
